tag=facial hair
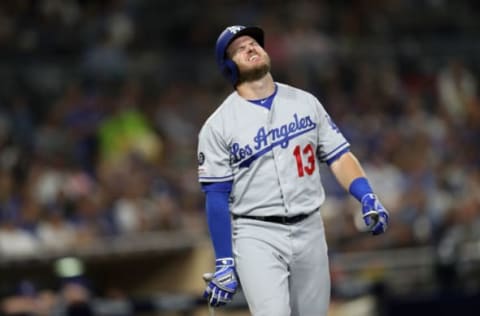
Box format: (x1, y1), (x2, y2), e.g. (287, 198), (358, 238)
(236, 57), (271, 85)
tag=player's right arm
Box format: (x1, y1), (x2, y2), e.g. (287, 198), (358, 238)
(200, 180), (238, 307)
(197, 120), (238, 306)
(201, 181), (234, 260)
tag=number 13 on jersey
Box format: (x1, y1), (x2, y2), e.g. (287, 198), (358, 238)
(293, 144), (315, 177)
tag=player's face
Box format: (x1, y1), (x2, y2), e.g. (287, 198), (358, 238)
(227, 35), (271, 83)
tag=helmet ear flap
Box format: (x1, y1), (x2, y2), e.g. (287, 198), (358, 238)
(223, 59), (239, 86)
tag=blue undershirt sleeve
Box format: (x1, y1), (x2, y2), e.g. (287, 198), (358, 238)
(201, 181), (233, 259)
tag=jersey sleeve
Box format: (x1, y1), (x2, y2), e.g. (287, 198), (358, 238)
(197, 122), (234, 183)
(314, 99), (350, 163)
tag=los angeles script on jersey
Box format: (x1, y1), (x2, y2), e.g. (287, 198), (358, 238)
(230, 113), (317, 168)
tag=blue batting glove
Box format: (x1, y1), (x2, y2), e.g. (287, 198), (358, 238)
(203, 257), (238, 307)
(361, 193), (389, 235)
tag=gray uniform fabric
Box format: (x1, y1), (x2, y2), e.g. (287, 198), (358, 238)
(198, 83), (349, 216)
(197, 82), (349, 315)
(233, 211), (330, 316)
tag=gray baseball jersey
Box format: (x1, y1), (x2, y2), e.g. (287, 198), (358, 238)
(197, 82), (349, 217)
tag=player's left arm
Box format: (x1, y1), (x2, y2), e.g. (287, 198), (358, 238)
(329, 151), (389, 235)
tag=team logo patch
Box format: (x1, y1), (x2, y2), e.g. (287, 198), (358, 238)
(198, 152), (205, 166)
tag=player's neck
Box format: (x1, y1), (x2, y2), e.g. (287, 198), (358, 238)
(236, 73), (275, 100)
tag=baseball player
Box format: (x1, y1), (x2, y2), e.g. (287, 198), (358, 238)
(197, 25), (389, 316)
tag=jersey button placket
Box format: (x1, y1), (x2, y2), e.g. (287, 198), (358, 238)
(273, 147), (289, 214)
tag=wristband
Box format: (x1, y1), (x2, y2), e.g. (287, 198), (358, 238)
(349, 177), (374, 202)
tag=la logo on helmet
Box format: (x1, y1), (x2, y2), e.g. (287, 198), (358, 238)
(227, 26), (243, 34)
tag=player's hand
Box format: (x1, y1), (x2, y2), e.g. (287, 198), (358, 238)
(203, 257), (238, 307)
(361, 193), (389, 235)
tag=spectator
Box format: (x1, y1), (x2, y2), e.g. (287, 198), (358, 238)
(437, 58), (478, 125)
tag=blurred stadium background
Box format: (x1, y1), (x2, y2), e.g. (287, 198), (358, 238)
(0, 0), (479, 315)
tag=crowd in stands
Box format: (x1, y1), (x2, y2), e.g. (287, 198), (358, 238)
(0, 0), (479, 311)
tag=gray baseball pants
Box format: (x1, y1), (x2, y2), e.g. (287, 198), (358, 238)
(232, 210), (330, 316)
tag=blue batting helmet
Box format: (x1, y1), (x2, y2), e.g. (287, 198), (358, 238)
(215, 25), (264, 86)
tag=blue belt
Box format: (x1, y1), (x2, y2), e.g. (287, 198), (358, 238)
(232, 211), (315, 225)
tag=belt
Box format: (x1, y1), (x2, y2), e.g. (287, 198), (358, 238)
(232, 211), (315, 225)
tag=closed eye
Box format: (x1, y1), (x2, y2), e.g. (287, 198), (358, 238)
(230, 40), (258, 56)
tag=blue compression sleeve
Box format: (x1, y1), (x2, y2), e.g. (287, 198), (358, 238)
(349, 177), (374, 202)
(202, 181), (233, 259)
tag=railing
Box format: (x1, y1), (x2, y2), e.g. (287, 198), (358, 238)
(0, 230), (204, 266)
(1, 233), (480, 315)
